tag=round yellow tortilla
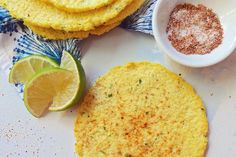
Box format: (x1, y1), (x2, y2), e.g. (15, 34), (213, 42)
(105, 0), (145, 26)
(40, 0), (117, 13)
(0, 0), (6, 7)
(5, 0), (134, 31)
(26, 22), (121, 40)
(74, 62), (208, 157)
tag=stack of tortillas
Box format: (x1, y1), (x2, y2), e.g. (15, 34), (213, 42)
(1, 0), (145, 39)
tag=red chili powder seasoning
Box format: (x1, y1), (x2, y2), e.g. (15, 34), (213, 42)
(166, 3), (223, 55)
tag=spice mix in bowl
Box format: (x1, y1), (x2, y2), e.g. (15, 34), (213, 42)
(166, 3), (223, 55)
(152, 0), (236, 67)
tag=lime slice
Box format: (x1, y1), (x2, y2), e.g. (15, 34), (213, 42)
(9, 55), (59, 84)
(48, 51), (86, 111)
(24, 68), (73, 117)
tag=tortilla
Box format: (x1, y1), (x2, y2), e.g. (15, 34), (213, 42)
(5, 0), (134, 31)
(74, 62), (208, 157)
(0, 0), (6, 7)
(105, 0), (145, 26)
(23, 0), (144, 40)
(26, 22), (121, 40)
(40, 0), (116, 13)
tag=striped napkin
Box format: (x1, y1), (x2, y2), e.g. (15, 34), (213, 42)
(0, 0), (157, 98)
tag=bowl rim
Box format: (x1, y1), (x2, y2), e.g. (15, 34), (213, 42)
(152, 0), (235, 68)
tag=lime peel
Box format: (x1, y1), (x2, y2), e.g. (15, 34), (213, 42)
(48, 51), (86, 111)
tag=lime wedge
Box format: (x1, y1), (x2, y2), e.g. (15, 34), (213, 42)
(48, 51), (86, 111)
(24, 68), (73, 117)
(9, 55), (59, 84)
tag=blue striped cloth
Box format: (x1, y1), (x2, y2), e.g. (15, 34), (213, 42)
(0, 0), (157, 97)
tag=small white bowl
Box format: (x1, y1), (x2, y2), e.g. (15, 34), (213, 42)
(152, 0), (236, 67)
